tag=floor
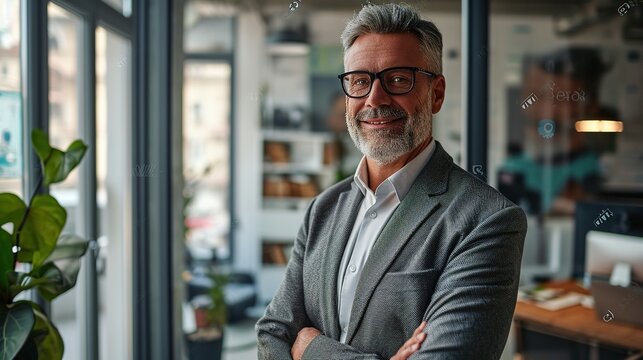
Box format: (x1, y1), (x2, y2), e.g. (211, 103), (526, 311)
(57, 312), (259, 360)
(222, 317), (259, 360)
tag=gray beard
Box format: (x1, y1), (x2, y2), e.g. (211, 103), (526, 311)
(346, 105), (433, 166)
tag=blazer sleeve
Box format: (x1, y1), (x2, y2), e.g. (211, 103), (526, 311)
(255, 199), (316, 360)
(302, 334), (384, 359)
(410, 204), (527, 359)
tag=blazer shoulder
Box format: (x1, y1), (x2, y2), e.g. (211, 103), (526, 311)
(449, 164), (522, 214)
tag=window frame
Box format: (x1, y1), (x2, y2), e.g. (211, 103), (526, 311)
(21, 0), (139, 358)
(183, 37), (237, 263)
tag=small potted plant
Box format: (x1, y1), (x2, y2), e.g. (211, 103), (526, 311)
(185, 272), (228, 360)
(182, 166), (228, 360)
(0, 129), (88, 359)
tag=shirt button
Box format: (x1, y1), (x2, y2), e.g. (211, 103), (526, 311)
(349, 264), (357, 272)
(369, 211), (377, 219)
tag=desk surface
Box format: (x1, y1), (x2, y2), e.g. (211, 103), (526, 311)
(514, 280), (643, 351)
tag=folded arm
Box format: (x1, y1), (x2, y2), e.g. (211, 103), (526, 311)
(255, 200), (316, 360)
(409, 204), (527, 359)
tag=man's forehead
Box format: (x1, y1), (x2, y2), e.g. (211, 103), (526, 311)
(344, 33), (427, 71)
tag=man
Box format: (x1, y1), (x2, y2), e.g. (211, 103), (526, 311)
(256, 3), (527, 359)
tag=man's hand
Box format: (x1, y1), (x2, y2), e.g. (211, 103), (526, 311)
(291, 327), (321, 360)
(390, 321), (427, 360)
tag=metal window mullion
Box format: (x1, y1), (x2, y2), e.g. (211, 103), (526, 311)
(21, 0), (50, 312)
(21, 0), (49, 201)
(132, 0), (150, 356)
(52, 0), (133, 36)
(184, 53), (233, 61)
(147, 0), (174, 355)
(228, 16), (237, 265)
(462, 0), (489, 182)
(78, 12), (100, 360)
(96, 4), (133, 39)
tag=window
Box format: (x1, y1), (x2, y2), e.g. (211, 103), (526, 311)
(182, 1), (234, 266)
(44, 1), (135, 359)
(47, 4), (84, 359)
(96, 25), (134, 359)
(487, 4), (643, 281)
(0, 0), (22, 197)
(103, 0), (132, 18)
(183, 61), (232, 261)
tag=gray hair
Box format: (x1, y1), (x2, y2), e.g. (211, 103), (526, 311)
(340, 3), (443, 74)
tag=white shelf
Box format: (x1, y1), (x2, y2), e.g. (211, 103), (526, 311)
(261, 208), (308, 240)
(261, 129), (334, 142)
(258, 265), (288, 303)
(258, 129), (338, 302)
(263, 196), (315, 210)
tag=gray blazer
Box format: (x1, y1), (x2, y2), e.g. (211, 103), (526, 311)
(256, 141), (527, 359)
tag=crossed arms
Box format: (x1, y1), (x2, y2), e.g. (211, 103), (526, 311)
(256, 202), (527, 360)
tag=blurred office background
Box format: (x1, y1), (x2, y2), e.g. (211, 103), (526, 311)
(0, 0), (642, 359)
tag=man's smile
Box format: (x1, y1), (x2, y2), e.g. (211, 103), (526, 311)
(359, 117), (405, 128)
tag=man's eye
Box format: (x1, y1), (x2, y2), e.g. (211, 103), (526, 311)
(391, 76), (410, 83)
(351, 77), (370, 87)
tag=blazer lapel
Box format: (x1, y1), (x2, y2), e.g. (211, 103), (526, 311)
(319, 183), (363, 340)
(345, 142), (453, 344)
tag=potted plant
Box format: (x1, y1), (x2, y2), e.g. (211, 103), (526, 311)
(186, 272), (228, 360)
(0, 129), (88, 359)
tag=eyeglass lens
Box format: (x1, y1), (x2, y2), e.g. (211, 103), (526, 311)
(342, 68), (415, 97)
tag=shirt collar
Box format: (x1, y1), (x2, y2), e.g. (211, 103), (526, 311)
(353, 138), (436, 202)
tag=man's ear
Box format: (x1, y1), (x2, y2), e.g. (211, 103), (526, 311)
(431, 75), (446, 114)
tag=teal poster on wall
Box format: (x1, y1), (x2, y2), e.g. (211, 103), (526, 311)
(0, 91), (22, 179)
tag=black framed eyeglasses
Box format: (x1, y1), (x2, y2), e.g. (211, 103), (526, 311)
(337, 66), (438, 99)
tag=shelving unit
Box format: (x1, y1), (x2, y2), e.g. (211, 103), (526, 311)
(258, 130), (337, 302)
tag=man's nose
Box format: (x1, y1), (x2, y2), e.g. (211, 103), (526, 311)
(365, 78), (392, 108)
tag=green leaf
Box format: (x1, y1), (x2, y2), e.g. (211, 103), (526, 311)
(7, 272), (50, 300)
(13, 335), (37, 359)
(0, 301), (35, 360)
(31, 129), (52, 163)
(43, 234), (88, 263)
(31, 130), (87, 186)
(32, 263), (79, 302)
(27, 235), (87, 301)
(19, 195), (66, 266)
(33, 234), (87, 301)
(30, 303), (63, 360)
(206, 274), (228, 327)
(15, 249), (33, 265)
(0, 229), (12, 296)
(0, 193), (27, 236)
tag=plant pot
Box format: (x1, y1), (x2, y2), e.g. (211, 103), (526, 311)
(186, 328), (224, 360)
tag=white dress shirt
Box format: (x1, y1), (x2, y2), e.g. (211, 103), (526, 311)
(336, 139), (436, 343)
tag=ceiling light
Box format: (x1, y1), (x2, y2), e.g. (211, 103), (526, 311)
(575, 120), (624, 133)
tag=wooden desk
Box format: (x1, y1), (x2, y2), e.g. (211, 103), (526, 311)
(513, 280), (643, 357)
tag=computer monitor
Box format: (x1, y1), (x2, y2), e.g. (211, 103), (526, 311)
(585, 231), (643, 283)
(585, 231), (643, 327)
(572, 200), (643, 279)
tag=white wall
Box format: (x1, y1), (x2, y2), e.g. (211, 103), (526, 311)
(233, 12), (264, 274)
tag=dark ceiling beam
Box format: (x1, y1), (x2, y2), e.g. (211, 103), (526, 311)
(208, 0), (587, 15)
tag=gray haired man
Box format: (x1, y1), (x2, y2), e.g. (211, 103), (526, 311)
(256, 3), (527, 359)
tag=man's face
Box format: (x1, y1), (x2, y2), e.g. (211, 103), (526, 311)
(344, 33), (445, 165)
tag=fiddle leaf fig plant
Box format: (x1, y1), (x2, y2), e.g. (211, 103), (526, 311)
(0, 129), (88, 360)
